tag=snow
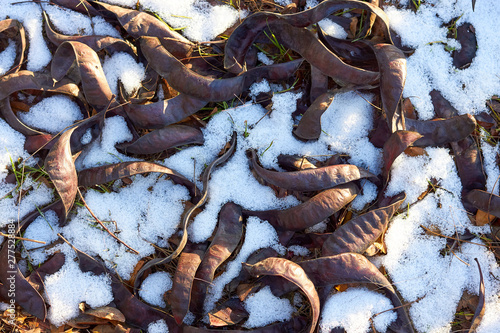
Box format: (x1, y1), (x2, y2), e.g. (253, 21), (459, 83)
(102, 52), (146, 96)
(287, 245), (310, 257)
(1, 0), (119, 71)
(381, 147), (500, 332)
(0, 0), (499, 330)
(385, 0), (500, 119)
(18, 96), (83, 134)
(257, 52), (274, 66)
(136, 0), (243, 42)
(319, 287), (396, 333)
(139, 271), (173, 308)
(22, 210), (62, 265)
(351, 180), (378, 211)
(318, 18), (348, 39)
(62, 173), (189, 279)
(148, 319), (169, 333)
(0, 40), (16, 76)
(243, 286), (294, 328)
(76, 116), (136, 170)
(44, 243), (114, 327)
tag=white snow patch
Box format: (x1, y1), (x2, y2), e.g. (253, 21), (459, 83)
(351, 180), (378, 210)
(257, 52), (274, 65)
(243, 286), (294, 328)
(250, 79), (272, 98)
(319, 287), (396, 333)
(139, 271), (173, 308)
(319, 18), (348, 39)
(103, 52), (146, 96)
(287, 245), (310, 257)
(148, 319), (169, 333)
(22, 210), (61, 265)
(44, 243), (113, 327)
(18, 96), (83, 134)
(0, 40), (16, 75)
(76, 116), (136, 170)
(62, 174), (189, 279)
(385, 0), (500, 119)
(139, 0), (242, 42)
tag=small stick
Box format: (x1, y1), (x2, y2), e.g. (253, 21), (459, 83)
(420, 225), (500, 248)
(77, 188), (139, 254)
(0, 232), (46, 244)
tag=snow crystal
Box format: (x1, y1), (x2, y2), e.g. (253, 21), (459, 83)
(257, 52), (274, 65)
(274, 0), (292, 6)
(287, 245), (310, 257)
(139, 271), (173, 308)
(250, 79), (272, 97)
(204, 217), (282, 313)
(183, 311), (195, 325)
(148, 319), (169, 333)
(319, 287), (396, 333)
(138, 0), (242, 42)
(80, 128), (93, 146)
(318, 18), (348, 39)
(44, 243), (113, 327)
(103, 52), (146, 96)
(18, 96), (83, 134)
(244, 286), (294, 328)
(0, 40), (16, 75)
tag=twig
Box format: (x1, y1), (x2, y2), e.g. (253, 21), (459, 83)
(420, 225), (500, 248)
(77, 187), (139, 254)
(0, 232), (46, 244)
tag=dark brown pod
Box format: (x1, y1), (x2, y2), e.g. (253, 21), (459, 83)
(140, 36), (303, 102)
(78, 161), (199, 200)
(169, 242), (207, 325)
(405, 114), (477, 147)
(190, 202), (243, 316)
(243, 258), (320, 333)
(322, 193), (405, 255)
(465, 190), (500, 218)
(244, 183), (358, 231)
(118, 125), (204, 155)
(251, 150), (376, 191)
(45, 127), (79, 220)
(382, 131), (423, 183)
(51, 41), (114, 110)
(43, 11), (134, 56)
(0, 70), (82, 101)
(124, 94), (207, 129)
(89, 0), (193, 58)
(294, 90), (335, 140)
(224, 0), (392, 72)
